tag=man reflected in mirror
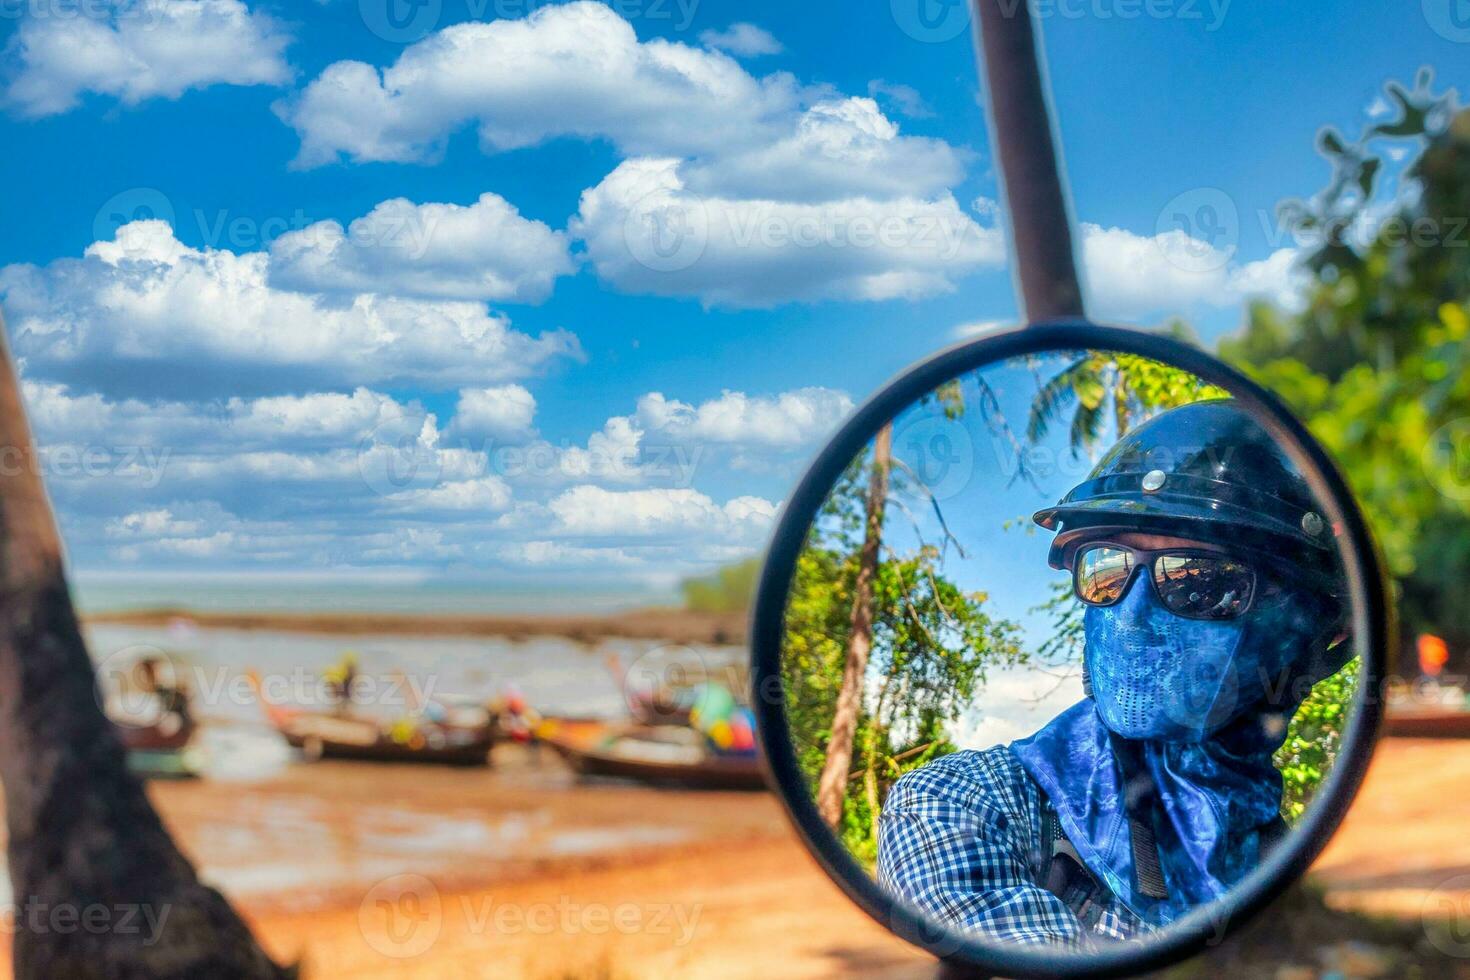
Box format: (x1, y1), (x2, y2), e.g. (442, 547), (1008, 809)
(877, 400), (1351, 946)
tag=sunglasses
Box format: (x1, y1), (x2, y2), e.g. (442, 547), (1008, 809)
(1071, 542), (1269, 621)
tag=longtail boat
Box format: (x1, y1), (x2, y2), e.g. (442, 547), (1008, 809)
(536, 718), (766, 790)
(249, 672), (493, 766)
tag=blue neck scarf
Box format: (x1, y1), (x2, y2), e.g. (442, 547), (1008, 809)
(1011, 575), (1329, 925)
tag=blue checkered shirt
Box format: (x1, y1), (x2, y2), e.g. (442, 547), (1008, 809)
(877, 746), (1149, 947)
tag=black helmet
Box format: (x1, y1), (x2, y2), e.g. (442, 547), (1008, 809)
(1033, 399), (1338, 582)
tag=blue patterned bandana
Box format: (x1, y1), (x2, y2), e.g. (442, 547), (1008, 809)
(1011, 573), (1331, 925)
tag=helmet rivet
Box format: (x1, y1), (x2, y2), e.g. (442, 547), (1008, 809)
(1301, 512), (1324, 536)
(1141, 469), (1167, 493)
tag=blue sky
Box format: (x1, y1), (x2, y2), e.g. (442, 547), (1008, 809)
(0, 0), (1463, 607)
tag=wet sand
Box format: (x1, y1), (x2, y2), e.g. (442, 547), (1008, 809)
(1, 739), (1464, 978)
(211, 747), (932, 980)
(0, 745), (925, 979)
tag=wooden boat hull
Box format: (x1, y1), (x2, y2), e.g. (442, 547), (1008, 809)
(250, 670), (494, 766)
(117, 719), (195, 753)
(552, 747), (766, 790)
(539, 720), (766, 790)
(277, 712), (494, 766)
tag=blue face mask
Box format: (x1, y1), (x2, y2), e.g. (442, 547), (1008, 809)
(1083, 574), (1304, 743)
(1012, 571), (1336, 924)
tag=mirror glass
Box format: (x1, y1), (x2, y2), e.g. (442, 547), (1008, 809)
(772, 340), (1367, 955)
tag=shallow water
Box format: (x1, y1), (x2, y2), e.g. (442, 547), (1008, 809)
(86, 622), (745, 777)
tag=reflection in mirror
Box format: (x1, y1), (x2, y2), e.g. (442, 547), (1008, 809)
(779, 348), (1358, 949)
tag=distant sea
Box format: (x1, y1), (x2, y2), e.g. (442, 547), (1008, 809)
(69, 569), (681, 617)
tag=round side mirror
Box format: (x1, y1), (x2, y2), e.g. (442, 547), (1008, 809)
(750, 321), (1391, 977)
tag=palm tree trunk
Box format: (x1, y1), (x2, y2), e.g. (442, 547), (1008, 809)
(815, 423), (891, 829)
(0, 316), (292, 979)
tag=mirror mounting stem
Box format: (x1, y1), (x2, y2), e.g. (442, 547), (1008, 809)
(972, 0), (1086, 323)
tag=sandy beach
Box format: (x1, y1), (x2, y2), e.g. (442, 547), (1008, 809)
(0, 614), (1459, 978)
(4, 736), (1468, 979)
(1, 744), (929, 980)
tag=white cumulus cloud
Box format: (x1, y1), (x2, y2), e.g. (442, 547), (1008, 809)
(275, 1), (798, 168)
(1081, 223), (1304, 319)
(450, 385), (538, 442)
(21, 380), (421, 453)
(547, 485), (775, 539)
(269, 193), (574, 303)
(574, 158), (1001, 307)
(634, 388), (852, 448)
(494, 386), (852, 490)
(385, 475), (514, 513)
(0, 220), (581, 396)
(5, 0), (292, 118)
(274, 3), (962, 202)
(269, 4), (980, 310)
(698, 23), (783, 57)
(680, 97), (964, 203)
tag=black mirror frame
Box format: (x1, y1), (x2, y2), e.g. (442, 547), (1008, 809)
(748, 320), (1394, 979)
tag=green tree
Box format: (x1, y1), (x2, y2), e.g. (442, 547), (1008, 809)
(782, 448), (1024, 865)
(1027, 340), (1229, 455)
(1220, 71), (1470, 658)
(680, 558), (762, 613)
(1275, 659), (1360, 822)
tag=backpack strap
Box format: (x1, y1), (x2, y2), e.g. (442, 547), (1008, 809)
(1127, 812), (1170, 900)
(1110, 733), (1171, 901)
(1040, 801), (1107, 929)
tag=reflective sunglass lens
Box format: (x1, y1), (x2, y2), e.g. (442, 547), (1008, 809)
(1075, 546), (1134, 605)
(1152, 555), (1254, 620)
